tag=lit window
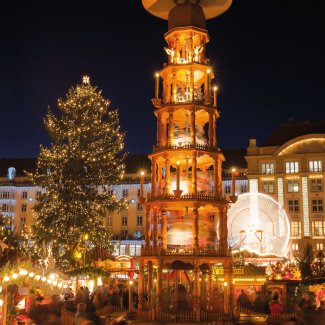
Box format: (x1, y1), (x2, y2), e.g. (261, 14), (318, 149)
(225, 185), (231, 194)
(262, 181), (274, 194)
(137, 203), (143, 211)
(310, 178), (323, 192)
(312, 199), (323, 212)
(290, 221), (301, 237)
(287, 179), (299, 193)
(261, 163), (274, 174)
(129, 245), (135, 256)
(1, 191), (10, 199)
(1, 204), (9, 212)
(209, 214), (215, 222)
(309, 160), (322, 172)
(120, 244), (126, 255)
(137, 216), (143, 225)
(316, 243), (324, 251)
(107, 216), (113, 226)
(21, 204), (27, 212)
(292, 243), (299, 251)
(122, 189), (128, 197)
(312, 221), (324, 236)
(22, 191), (28, 199)
(113, 245), (119, 256)
(36, 191), (41, 197)
(241, 184), (248, 193)
(20, 217), (26, 224)
(122, 216), (128, 225)
(288, 199), (299, 212)
(136, 245), (142, 256)
(286, 162), (299, 174)
(137, 189), (141, 197)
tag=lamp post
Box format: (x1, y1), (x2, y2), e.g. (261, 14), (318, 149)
(230, 168), (238, 203)
(155, 73), (160, 98)
(140, 171), (144, 198)
(138, 171), (146, 204)
(129, 280), (133, 312)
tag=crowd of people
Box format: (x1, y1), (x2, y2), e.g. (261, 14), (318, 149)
(71, 284), (137, 325)
(237, 289), (325, 323)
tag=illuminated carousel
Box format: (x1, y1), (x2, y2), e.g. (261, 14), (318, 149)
(137, 0), (234, 322)
(228, 193), (290, 257)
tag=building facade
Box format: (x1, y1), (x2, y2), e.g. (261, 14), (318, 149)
(2, 122), (324, 258)
(246, 120), (325, 256)
(0, 151), (247, 257)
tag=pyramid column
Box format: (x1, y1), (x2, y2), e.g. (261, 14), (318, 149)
(145, 208), (151, 250)
(192, 207), (199, 251)
(161, 209), (167, 251)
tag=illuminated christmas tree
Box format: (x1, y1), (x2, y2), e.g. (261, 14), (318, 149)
(29, 76), (127, 269)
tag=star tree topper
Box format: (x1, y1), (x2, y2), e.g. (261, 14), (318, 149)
(83, 75), (90, 85)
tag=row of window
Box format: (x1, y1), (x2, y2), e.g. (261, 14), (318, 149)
(224, 184), (248, 194)
(288, 199), (323, 213)
(108, 214), (215, 227)
(113, 244), (142, 257)
(291, 220), (325, 236)
(107, 215), (144, 226)
(0, 191), (42, 200)
(1, 191), (10, 199)
(262, 178), (323, 194)
(1, 204), (28, 212)
(292, 242), (324, 251)
(261, 160), (323, 174)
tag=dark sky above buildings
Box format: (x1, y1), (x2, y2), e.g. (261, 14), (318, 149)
(0, 0), (323, 158)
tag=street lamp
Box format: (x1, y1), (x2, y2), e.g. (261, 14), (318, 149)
(129, 280), (133, 312)
(229, 167), (238, 203)
(138, 171), (146, 204)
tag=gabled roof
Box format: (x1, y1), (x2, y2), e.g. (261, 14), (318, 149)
(264, 120), (325, 146)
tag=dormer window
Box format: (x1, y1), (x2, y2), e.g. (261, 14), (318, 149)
(7, 167), (16, 180)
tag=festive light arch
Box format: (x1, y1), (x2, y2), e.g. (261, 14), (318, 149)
(227, 193), (290, 257)
(0, 268), (69, 293)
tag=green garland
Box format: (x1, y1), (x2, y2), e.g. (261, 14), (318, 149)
(66, 266), (110, 278)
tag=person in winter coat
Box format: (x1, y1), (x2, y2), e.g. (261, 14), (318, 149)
(270, 293), (283, 317)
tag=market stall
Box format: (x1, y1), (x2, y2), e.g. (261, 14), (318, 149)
(0, 262), (70, 325)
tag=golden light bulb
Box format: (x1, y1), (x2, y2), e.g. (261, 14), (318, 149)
(231, 168), (236, 173)
(206, 69), (211, 74)
(213, 85), (218, 91)
(155, 72), (159, 78)
(140, 171), (145, 176)
(177, 161), (180, 165)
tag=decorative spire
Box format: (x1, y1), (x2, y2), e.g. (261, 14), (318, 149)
(82, 75), (90, 85)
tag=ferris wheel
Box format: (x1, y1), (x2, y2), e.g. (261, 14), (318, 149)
(227, 193), (290, 257)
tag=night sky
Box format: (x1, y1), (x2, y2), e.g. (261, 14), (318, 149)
(0, 0), (323, 158)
